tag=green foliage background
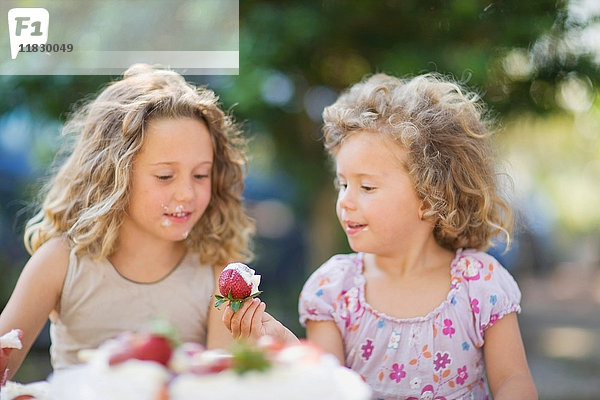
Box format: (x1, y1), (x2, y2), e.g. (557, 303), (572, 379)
(1, 0), (599, 392)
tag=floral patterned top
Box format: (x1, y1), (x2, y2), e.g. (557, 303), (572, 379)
(299, 249), (521, 400)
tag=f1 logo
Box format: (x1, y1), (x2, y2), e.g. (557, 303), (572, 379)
(7, 8), (49, 59)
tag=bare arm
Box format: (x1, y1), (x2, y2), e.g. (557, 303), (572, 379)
(0, 237), (70, 380)
(305, 320), (345, 364)
(205, 265), (235, 349)
(483, 312), (538, 400)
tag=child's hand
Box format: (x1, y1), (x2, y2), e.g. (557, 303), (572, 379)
(222, 298), (268, 341)
(222, 298), (296, 344)
(0, 329), (23, 386)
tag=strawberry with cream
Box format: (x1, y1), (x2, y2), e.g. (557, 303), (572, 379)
(214, 263), (262, 312)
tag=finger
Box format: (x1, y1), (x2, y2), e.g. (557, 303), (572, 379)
(229, 299), (255, 338)
(222, 305), (234, 332)
(237, 299), (258, 338)
(239, 299), (261, 338)
(249, 301), (266, 338)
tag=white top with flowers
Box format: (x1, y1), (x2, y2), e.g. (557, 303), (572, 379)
(299, 249), (521, 400)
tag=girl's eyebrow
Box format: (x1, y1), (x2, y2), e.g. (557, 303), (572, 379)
(149, 160), (213, 166)
(338, 172), (380, 178)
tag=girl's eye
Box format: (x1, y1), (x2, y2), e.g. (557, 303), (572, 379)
(362, 185), (375, 192)
(156, 175), (172, 181)
(194, 174), (209, 180)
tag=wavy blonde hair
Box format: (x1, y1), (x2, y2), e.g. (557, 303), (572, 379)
(25, 64), (254, 266)
(323, 73), (512, 251)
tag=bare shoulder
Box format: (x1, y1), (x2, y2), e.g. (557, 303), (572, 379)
(29, 236), (71, 270)
(24, 236), (71, 287)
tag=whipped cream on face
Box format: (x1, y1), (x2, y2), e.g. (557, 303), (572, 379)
(224, 263), (261, 295)
(160, 204), (189, 227)
(162, 204), (187, 219)
(0, 329), (22, 349)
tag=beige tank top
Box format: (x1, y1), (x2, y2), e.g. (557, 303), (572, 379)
(49, 249), (214, 370)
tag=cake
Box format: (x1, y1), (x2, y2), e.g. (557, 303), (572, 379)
(1, 381), (50, 400)
(44, 332), (371, 400)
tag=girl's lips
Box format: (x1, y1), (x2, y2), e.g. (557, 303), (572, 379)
(343, 221), (368, 235)
(163, 211), (192, 223)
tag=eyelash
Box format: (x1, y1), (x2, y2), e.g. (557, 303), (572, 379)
(334, 179), (375, 192)
(156, 174), (209, 181)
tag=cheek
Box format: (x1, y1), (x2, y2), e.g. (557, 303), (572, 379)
(196, 184), (212, 207)
(335, 198), (343, 219)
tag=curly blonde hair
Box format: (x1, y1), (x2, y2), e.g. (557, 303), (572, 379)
(322, 73), (512, 251)
(25, 64), (254, 266)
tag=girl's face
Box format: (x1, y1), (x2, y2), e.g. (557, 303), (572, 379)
(335, 131), (427, 257)
(125, 117), (213, 244)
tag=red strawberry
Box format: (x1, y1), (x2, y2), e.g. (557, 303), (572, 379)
(214, 263), (262, 312)
(219, 268), (252, 299)
(108, 333), (173, 367)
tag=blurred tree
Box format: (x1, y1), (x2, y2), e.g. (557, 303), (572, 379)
(214, 0), (598, 265)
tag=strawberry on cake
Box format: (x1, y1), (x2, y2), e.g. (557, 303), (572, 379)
(46, 331), (371, 400)
(169, 339), (371, 400)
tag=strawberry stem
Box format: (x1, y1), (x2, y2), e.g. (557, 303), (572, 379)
(213, 291), (263, 313)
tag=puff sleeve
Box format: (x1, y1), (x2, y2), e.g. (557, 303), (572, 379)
(457, 250), (522, 345)
(298, 254), (361, 327)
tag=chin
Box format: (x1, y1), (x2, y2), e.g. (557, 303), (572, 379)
(346, 240), (366, 254)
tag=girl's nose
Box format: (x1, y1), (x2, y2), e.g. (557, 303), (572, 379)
(337, 187), (356, 211)
(174, 179), (194, 202)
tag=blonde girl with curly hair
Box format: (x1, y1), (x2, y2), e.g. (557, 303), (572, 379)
(0, 64), (255, 380)
(227, 73), (537, 399)
(298, 73), (537, 399)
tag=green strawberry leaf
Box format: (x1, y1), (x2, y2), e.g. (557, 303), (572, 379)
(231, 340), (272, 374)
(214, 298), (227, 308)
(213, 291), (264, 312)
(231, 300), (243, 313)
